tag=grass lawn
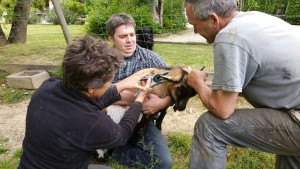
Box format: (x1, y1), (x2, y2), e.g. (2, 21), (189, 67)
(0, 24), (275, 169)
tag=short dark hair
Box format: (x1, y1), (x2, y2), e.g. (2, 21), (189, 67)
(106, 13), (136, 37)
(62, 35), (123, 91)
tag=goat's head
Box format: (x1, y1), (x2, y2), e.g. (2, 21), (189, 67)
(157, 66), (197, 111)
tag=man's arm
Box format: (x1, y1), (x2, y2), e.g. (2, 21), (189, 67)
(114, 90), (136, 106)
(142, 94), (173, 113)
(188, 69), (238, 119)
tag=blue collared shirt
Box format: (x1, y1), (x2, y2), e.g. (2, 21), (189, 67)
(113, 45), (166, 83)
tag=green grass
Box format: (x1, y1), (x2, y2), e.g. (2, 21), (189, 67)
(0, 133), (275, 169)
(0, 24), (84, 64)
(0, 24), (275, 169)
(0, 86), (34, 104)
(154, 43), (214, 72)
(167, 133), (192, 168)
(0, 148), (22, 169)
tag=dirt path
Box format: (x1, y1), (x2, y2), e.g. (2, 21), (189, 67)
(0, 100), (28, 159)
(0, 96), (209, 159)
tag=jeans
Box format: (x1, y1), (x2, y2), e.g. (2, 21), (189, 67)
(189, 108), (300, 169)
(88, 164), (114, 169)
(110, 121), (172, 169)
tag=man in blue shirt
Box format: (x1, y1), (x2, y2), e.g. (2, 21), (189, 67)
(105, 13), (173, 169)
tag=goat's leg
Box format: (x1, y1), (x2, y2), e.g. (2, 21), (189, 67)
(134, 114), (150, 137)
(155, 108), (167, 131)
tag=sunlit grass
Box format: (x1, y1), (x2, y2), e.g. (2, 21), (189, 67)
(154, 43), (214, 71)
(0, 24), (85, 64)
(0, 148), (22, 169)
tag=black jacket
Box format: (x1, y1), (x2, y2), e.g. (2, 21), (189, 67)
(18, 77), (142, 169)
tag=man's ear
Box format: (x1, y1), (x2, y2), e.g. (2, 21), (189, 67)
(87, 88), (94, 94)
(108, 35), (113, 42)
(209, 13), (219, 28)
(107, 35), (115, 47)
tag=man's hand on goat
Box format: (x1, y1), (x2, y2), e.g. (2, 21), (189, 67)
(187, 69), (208, 91)
(116, 73), (150, 93)
(142, 94), (172, 114)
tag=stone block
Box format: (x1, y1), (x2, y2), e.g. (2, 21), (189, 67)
(6, 70), (50, 89)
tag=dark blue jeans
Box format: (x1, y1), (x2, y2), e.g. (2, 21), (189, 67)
(110, 121), (172, 169)
(189, 108), (300, 169)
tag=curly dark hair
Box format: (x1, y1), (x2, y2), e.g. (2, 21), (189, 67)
(62, 35), (123, 91)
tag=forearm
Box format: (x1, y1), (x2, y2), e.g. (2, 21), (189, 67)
(113, 90), (136, 106)
(194, 81), (214, 112)
(97, 84), (121, 108)
(195, 82), (238, 119)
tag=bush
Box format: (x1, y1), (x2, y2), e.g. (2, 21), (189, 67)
(28, 8), (41, 24)
(46, 0), (86, 25)
(45, 9), (60, 25)
(85, 0), (186, 37)
(242, 0), (275, 14)
(285, 0), (300, 25)
(242, 0), (300, 25)
(163, 0), (187, 32)
(85, 0), (156, 38)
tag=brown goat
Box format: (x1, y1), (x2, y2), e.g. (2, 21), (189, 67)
(96, 66), (196, 158)
(132, 66), (197, 132)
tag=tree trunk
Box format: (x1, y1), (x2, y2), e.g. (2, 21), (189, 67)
(152, 0), (163, 26)
(8, 0), (32, 44)
(0, 26), (9, 46)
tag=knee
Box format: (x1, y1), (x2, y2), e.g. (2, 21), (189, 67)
(194, 112), (218, 139)
(195, 112), (215, 130)
(156, 153), (172, 169)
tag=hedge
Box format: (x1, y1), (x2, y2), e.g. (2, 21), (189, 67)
(85, 0), (186, 38)
(285, 0), (300, 25)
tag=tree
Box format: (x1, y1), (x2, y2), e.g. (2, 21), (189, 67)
(0, 0), (31, 46)
(152, 0), (163, 26)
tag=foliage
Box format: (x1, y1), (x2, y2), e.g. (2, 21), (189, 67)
(85, 0), (186, 37)
(45, 9), (60, 25)
(242, 0), (300, 24)
(31, 0), (48, 11)
(46, 0), (87, 25)
(85, 0), (157, 38)
(243, 0), (275, 13)
(285, 0), (300, 25)
(163, 0), (187, 33)
(28, 8), (41, 24)
(0, 0), (18, 23)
